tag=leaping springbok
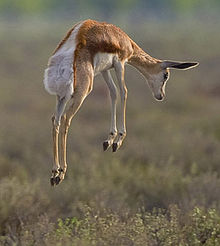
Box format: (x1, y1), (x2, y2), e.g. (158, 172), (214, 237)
(44, 19), (198, 185)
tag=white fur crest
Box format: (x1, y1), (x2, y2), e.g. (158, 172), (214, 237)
(43, 21), (84, 98)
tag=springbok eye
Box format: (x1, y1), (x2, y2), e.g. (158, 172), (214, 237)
(164, 72), (169, 80)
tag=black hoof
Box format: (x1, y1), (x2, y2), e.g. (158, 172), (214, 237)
(55, 176), (61, 185)
(50, 176), (61, 186)
(112, 143), (118, 152)
(103, 141), (109, 151)
(50, 177), (55, 186)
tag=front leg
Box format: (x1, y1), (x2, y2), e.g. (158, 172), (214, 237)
(102, 70), (118, 151)
(113, 59), (127, 152)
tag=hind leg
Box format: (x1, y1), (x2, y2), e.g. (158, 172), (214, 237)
(51, 95), (71, 186)
(57, 94), (87, 183)
(51, 115), (60, 186)
(55, 49), (94, 185)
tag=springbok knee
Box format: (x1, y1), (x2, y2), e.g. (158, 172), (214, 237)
(52, 115), (60, 134)
(60, 114), (70, 135)
(55, 95), (70, 126)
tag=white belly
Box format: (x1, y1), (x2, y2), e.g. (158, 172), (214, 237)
(93, 53), (115, 75)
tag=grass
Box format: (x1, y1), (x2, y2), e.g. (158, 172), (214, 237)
(0, 19), (220, 245)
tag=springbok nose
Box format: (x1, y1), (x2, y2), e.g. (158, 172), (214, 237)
(155, 94), (163, 101)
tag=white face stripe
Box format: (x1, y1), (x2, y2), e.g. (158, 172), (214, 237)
(44, 21), (85, 98)
(148, 70), (169, 100)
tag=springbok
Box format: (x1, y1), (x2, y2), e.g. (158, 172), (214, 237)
(44, 19), (198, 185)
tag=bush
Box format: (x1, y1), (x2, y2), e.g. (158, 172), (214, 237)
(1, 205), (220, 246)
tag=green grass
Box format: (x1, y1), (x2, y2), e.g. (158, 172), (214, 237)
(0, 19), (220, 245)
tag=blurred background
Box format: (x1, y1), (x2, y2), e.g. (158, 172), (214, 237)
(0, 0), (220, 244)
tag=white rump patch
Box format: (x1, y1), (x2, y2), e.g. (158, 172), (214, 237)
(43, 21), (84, 98)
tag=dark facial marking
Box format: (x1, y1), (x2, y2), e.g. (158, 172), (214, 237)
(163, 72), (168, 81)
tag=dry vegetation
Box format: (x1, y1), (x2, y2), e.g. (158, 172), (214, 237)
(0, 20), (220, 245)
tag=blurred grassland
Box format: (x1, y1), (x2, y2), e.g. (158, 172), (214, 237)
(1, 19), (220, 245)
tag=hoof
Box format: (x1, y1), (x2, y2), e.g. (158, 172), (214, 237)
(50, 175), (61, 186)
(55, 176), (61, 185)
(112, 143), (118, 152)
(50, 168), (66, 186)
(50, 177), (55, 186)
(103, 141), (109, 151)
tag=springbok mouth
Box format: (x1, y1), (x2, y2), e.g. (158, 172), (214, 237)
(155, 94), (164, 101)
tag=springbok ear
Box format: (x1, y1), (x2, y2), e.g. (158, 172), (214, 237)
(161, 61), (199, 70)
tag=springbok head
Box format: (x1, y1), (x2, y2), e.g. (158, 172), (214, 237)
(147, 61), (199, 101)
